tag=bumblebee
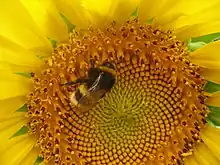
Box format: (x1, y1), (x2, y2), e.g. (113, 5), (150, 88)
(63, 61), (116, 112)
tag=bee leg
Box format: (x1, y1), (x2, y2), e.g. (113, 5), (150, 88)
(61, 78), (88, 86)
(76, 78), (88, 84)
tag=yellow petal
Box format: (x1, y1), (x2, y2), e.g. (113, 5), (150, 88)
(138, 0), (167, 22)
(21, 0), (68, 41)
(172, 2), (220, 28)
(185, 125), (220, 165)
(0, 115), (26, 131)
(81, 0), (112, 25)
(206, 92), (220, 107)
(0, 134), (37, 165)
(0, 62), (41, 73)
(188, 41), (220, 69)
(184, 156), (199, 165)
(55, 0), (138, 28)
(153, 0), (220, 26)
(0, 116), (27, 154)
(146, 0), (220, 39)
(0, 0), (51, 50)
(54, 0), (91, 28)
(83, 0), (138, 26)
(0, 72), (31, 100)
(175, 22), (220, 41)
(19, 147), (39, 165)
(201, 125), (220, 160)
(193, 142), (220, 164)
(0, 96), (26, 116)
(109, 0), (139, 23)
(0, 35), (44, 70)
(199, 68), (220, 84)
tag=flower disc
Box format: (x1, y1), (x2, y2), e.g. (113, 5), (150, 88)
(27, 19), (209, 165)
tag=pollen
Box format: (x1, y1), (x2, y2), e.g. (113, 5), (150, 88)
(27, 19), (209, 165)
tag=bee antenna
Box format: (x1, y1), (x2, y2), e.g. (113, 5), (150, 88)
(89, 59), (96, 68)
(61, 81), (76, 86)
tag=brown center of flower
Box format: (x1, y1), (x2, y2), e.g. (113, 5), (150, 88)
(27, 19), (209, 165)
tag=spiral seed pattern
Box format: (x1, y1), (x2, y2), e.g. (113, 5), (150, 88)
(27, 19), (208, 165)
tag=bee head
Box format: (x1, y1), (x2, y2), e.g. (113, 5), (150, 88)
(101, 62), (116, 70)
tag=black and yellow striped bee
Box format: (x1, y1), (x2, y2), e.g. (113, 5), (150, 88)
(63, 60), (116, 112)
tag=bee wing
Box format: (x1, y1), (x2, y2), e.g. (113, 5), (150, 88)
(72, 90), (105, 113)
(71, 73), (105, 112)
(88, 72), (103, 92)
(78, 89), (106, 107)
(82, 90), (106, 105)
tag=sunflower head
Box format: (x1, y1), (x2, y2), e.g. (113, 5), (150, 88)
(1, 1), (220, 165)
(25, 18), (210, 164)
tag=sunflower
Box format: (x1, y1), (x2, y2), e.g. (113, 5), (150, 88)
(1, 0), (220, 165)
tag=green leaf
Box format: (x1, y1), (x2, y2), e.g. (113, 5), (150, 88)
(187, 40), (206, 52)
(48, 38), (57, 48)
(204, 81), (220, 93)
(10, 126), (29, 139)
(131, 6), (138, 17)
(36, 54), (48, 60)
(15, 72), (31, 78)
(60, 13), (76, 33)
(146, 17), (154, 24)
(16, 104), (28, 112)
(207, 106), (220, 126)
(191, 32), (220, 43)
(206, 118), (216, 127)
(34, 156), (44, 165)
